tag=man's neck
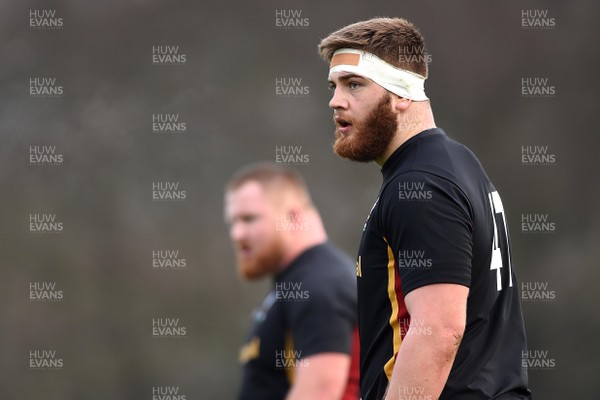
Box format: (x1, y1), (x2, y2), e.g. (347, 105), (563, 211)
(376, 106), (436, 168)
(277, 211), (328, 273)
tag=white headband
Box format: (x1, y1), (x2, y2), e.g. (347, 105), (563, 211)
(329, 48), (428, 101)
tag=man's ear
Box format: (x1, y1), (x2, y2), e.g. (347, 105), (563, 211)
(393, 95), (412, 112)
(286, 208), (301, 223)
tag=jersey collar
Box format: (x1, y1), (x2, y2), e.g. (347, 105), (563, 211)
(381, 128), (445, 179)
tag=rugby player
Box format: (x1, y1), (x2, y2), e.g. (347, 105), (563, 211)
(319, 17), (532, 399)
(225, 162), (360, 400)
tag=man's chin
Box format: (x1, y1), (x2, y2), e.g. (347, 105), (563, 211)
(333, 138), (378, 163)
(236, 241), (285, 280)
(238, 262), (269, 280)
(333, 136), (353, 158)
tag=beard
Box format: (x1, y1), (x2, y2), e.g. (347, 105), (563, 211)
(237, 235), (285, 280)
(333, 93), (398, 162)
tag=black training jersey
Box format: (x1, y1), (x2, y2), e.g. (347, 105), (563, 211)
(238, 242), (357, 400)
(357, 128), (531, 400)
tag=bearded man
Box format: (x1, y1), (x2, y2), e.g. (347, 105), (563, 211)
(319, 17), (532, 400)
(224, 162), (359, 400)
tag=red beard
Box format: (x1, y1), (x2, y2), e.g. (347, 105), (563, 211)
(333, 93), (398, 162)
(237, 236), (285, 280)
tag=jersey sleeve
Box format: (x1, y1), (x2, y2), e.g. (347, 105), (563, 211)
(380, 170), (473, 296)
(284, 273), (355, 359)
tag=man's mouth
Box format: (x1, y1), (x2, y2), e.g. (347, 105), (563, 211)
(238, 243), (252, 258)
(334, 115), (354, 135)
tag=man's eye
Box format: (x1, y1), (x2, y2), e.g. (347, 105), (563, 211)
(349, 81), (361, 89)
(241, 215), (257, 224)
(328, 83), (336, 91)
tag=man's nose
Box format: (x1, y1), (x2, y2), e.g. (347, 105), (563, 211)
(230, 221), (245, 242)
(329, 87), (348, 110)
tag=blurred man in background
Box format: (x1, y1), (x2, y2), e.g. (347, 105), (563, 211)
(319, 17), (531, 400)
(224, 162), (359, 400)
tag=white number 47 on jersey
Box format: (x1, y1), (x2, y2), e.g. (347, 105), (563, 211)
(488, 191), (513, 291)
